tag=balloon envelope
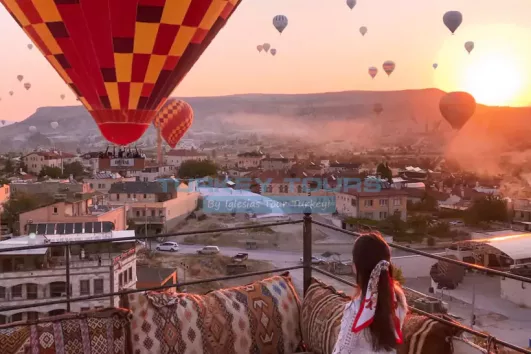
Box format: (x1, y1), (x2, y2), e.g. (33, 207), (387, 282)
(443, 11), (462, 34)
(368, 66), (378, 79)
(270, 48), (277, 56)
(60, 94), (65, 100)
(465, 41), (475, 54)
(382, 61), (396, 76)
(1, 0), (242, 145)
(24, 83), (31, 90)
(257, 45), (263, 53)
(439, 92), (476, 130)
(1, 120), (5, 125)
(153, 98), (194, 148)
(346, 0), (356, 10)
(272, 15), (288, 34)
(51, 122), (59, 129)
(433, 63), (438, 69)
(263, 43), (271, 53)
(29, 126), (37, 132)
(27, 44), (33, 50)
(17, 75), (23, 82)
(359, 26), (367, 36)
(9, 91), (13, 96)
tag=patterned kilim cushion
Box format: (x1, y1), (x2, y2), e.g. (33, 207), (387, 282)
(0, 308), (132, 354)
(123, 272), (302, 354)
(397, 313), (463, 354)
(300, 278), (351, 354)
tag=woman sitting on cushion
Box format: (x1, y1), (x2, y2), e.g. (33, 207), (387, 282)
(332, 232), (408, 353)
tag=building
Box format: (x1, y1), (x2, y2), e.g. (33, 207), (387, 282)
(129, 164), (174, 182)
(19, 193), (126, 235)
(328, 162), (360, 174)
(164, 149), (208, 168)
(0, 230), (137, 324)
(10, 179), (91, 196)
(84, 172), (136, 194)
(237, 152), (263, 169)
(22, 151), (78, 175)
(0, 183), (10, 207)
(136, 266), (179, 293)
(512, 198), (531, 223)
(80, 152), (101, 172)
(335, 186), (408, 221)
(261, 157), (293, 171)
(108, 180), (199, 232)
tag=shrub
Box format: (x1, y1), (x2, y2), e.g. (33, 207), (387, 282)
(427, 236), (436, 246)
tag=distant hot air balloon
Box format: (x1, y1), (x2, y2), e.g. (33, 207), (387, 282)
(439, 92), (476, 130)
(257, 45), (263, 53)
(359, 26), (367, 36)
(270, 48), (277, 56)
(1, 120), (5, 126)
(263, 43), (271, 53)
(51, 121), (59, 129)
(153, 99), (194, 148)
(1, 0), (242, 146)
(443, 11), (462, 35)
(27, 44), (33, 50)
(60, 94), (65, 100)
(24, 83), (31, 90)
(346, 0), (356, 10)
(273, 15), (288, 34)
(465, 41), (475, 54)
(17, 75), (23, 82)
(373, 103), (383, 115)
(433, 63), (438, 70)
(29, 126), (37, 133)
(382, 61), (396, 76)
(9, 91), (13, 96)
(368, 66), (378, 79)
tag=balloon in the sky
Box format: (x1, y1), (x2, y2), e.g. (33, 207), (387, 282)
(257, 45), (263, 53)
(443, 11), (462, 35)
(270, 48), (277, 56)
(346, 0), (356, 10)
(27, 44), (33, 50)
(153, 98), (194, 149)
(17, 75), (23, 82)
(273, 15), (288, 34)
(60, 94), (65, 100)
(465, 41), (475, 54)
(1, 120), (5, 126)
(439, 92), (476, 130)
(9, 91), (13, 96)
(373, 103), (383, 115)
(29, 126), (37, 133)
(263, 43), (271, 53)
(51, 122), (59, 129)
(433, 63), (438, 70)
(24, 83), (31, 90)
(1, 0), (242, 146)
(382, 61), (396, 76)
(359, 26), (368, 36)
(368, 66), (378, 79)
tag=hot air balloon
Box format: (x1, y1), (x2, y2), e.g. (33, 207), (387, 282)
(29, 126), (37, 133)
(346, 0), (356, 10)
(9, 91), (13, 96)
(270, 48), (277, 56)
(51, 122), (59, 129)
(27, 44), (33, 50)
(60, 94), (65, 100)
(373, 103), (383, 115)
(359, 26), (367, 36)
(1, 120), (5, 126)
(439, 92), (476, 130)
(443, 11), (462, 35)
(17, 75), (23, 82)
(382, 61), (396, 76)
(433, 63), (438, 70)
(24, 83), (31, 90)
(465, 41), (474, 54)
(153, 98), (194, 148)
(1, 0), (242, 146)
(273, 15), (288, 34)
(368, 67), (378, 79)
(263, 43), (271, 53)
(257, 45), (263, 53)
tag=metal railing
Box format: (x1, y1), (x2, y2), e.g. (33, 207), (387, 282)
(0, 214), (530, 353)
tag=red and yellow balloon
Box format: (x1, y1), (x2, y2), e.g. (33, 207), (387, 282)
(153, 98), (194, 148)
(1, 0), (241, 145)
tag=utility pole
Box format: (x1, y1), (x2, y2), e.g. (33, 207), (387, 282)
(145, 205), (149, 250)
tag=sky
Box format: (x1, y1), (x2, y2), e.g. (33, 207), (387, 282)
(2, 0), (531, 122)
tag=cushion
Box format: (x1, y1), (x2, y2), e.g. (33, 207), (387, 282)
(0, 308), (132, 354)
(123, 272), (302, 354)
(397, 313), (463, 354)
(300, 277), (351, 354)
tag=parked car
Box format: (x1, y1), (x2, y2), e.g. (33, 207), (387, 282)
(197, 246), (220, 255)
(156, 242), (179, 252)
(299, 256), (325, 265)
(232, 253), (249, 262)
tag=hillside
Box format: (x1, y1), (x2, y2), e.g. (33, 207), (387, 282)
(0, 88), (529, 153)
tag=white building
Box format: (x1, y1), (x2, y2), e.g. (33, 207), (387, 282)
(164, 149), (208, 168)
(0, 230), (137, 324)
(84, 172), (136, 194)
(22, 150), (79, 175)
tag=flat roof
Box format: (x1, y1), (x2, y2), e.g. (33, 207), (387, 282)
(0, 235), (48, 255)
(471, 233), (531, 261)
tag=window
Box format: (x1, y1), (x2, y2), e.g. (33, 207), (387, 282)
(50, 282), (67, 297)
(116, 194), (120, 201)
(11, 313), (22, 322)
(379, 199), (388, 206)
(26, 284), (38, 299)
(143, 194), (147, 198)
(128, 267), (133, 282)
(80, 280), (90, 296)
(393, 198), (401, 206)
(364, 212), (374, 219)
(89, 183), (94, 188)
(27, 312), (38, 321)
(0, 287), (5, 299)
(297, 185), (302, 193)
(379, 212), (388, 219)
(127, 194), (131, 198)
(136, 210), (140, 217)
(351, 199), (356, 206)
(12, 285), (22, 298)
(119, 273), (123, 287)
(364, 199), (373, 207)
(94, 279), (104, 294)
(80, 307), (90, 312)
(52, 206), (58, 214)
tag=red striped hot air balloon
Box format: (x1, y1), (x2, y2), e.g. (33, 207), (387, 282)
(153, 98), (193, 148)
(1, 0), (241, 145)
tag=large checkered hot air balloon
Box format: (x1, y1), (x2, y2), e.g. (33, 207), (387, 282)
(1, 0), (241, 146)
(153, 98), (193, 148)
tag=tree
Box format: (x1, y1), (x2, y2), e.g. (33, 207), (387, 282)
(465, 196), (508, 225)
(178, 160), (217, 179)
(62, 161), (85, 179)
(1, 192), (53, 234)
(376, 162), (393, 183)
(211, 150), (217, 159)
(39, 166), (62, 179)
(2, 158), (14, 174)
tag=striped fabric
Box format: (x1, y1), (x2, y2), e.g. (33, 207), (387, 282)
(398, 314), (462, 354)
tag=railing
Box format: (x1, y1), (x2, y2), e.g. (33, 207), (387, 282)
(129, 215), (165, 223)
(0, 214), (530, 353)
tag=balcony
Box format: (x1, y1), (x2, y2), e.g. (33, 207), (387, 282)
(0, 216), (530, 353)
(129, 215), (165, 224)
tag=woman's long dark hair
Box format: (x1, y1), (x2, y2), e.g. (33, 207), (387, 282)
(353, 232), (398, 352)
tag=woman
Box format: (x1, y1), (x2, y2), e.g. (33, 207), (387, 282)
(332, 233), (408, 354)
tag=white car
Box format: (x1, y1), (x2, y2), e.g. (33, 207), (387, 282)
(156, 242), (179, 252)
(299, 256), (325, 265)
(197, 246), (220, 255)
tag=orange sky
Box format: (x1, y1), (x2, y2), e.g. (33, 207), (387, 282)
(1, 0), (531, 122)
